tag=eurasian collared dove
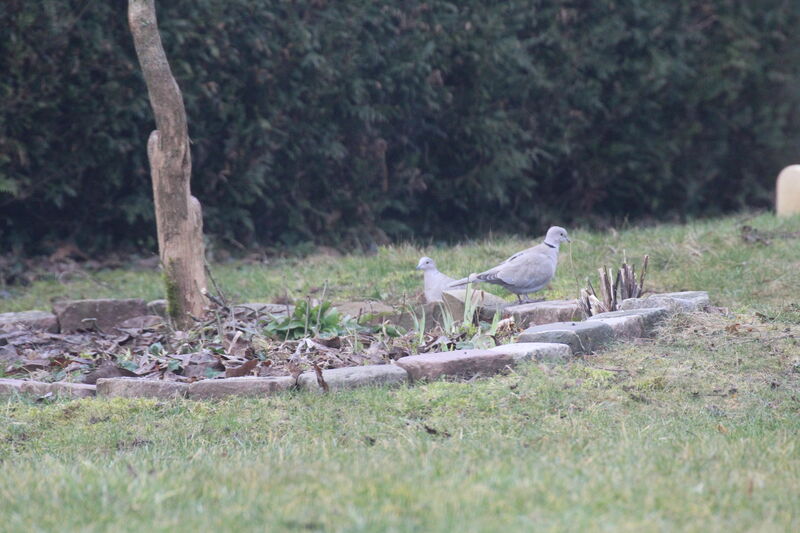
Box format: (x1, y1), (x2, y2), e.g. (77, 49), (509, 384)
(415, 256), (456, 303)
(448, 226), (571, 303)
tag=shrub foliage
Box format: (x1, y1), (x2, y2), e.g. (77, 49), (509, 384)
(2, 0), (798, 251)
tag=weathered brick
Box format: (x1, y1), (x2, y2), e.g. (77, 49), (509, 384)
(54, 299), (148, 333)
(506, 299), (583, 328)
(517, 321), (614, 354)
(0, 379), (95, 398)
(50, 381), (96, 398)
(19, 381), (96, 398)
(96, 378), (188, 399)
(0, 310), (58, 332)
(590, 314), (644, 339)
(188, 376), (295, 399)
(146, 299), (168, 318)
(297, 364), (409, 392)
(489, 342), (572, 362)
(18, 381), (50, 396)
(395, 349), (515, 382)
(587, 307), (669, 337)
(619, 291), (709, 313)
(0, 378), (24, 396)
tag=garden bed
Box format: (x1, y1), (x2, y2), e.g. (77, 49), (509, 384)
(0, 291), (711, 399)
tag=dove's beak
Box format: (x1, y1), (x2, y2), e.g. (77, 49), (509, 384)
(415, 265), (422, 270)
(566, 237), (571, 243)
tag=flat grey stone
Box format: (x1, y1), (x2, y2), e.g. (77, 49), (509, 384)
(18, 381), (51, 396)
(0, 378), (24, 396)
(96, 378), (188, 399)
(188, 376), (295, 399)
(0, 380), (95, 399)
(146, 299), (168, 318)
(116, 315), (164, 329)
(1, 344), (21, 365)
(587, 307), (668, 336)
(517, 321), (614, 354)
(0, 331), (25, 346)
(54, 298), (148, 333)
(297, 364), (409, 392)
(19, 381), (96, 399)
(395, 349), (516, 382)
(489, 342), (572, 362)
(49, 382), (96, 398)
(588, 314), (644, 339)
(506, 300), (583, 328)
(619, 291), (709, 313)
(0, 310), (59, 333)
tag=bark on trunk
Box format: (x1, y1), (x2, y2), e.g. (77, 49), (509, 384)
(129, 0), (206, 328)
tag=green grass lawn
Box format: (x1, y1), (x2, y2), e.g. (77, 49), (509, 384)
(2, 213), (800, 532)
(3, 213), (800, 315)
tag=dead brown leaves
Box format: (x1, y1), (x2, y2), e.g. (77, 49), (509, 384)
(225, 359), (258, 378)
(2, 297), (488, 385)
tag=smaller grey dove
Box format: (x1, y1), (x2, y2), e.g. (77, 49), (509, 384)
(448, 226), (571, 303)
(415, 256), (456, 303)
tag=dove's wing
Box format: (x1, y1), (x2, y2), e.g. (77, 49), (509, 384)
(435, 270), (456, 286)
(449, 238), (560, 296)
(477, 245), (556, 292)
(498, 255), (555, 290)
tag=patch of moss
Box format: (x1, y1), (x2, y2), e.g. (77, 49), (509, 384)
(634, 376), (668, 392)
(162, 262), (181, 320)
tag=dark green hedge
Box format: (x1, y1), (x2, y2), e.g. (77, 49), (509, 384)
(2, 0), (799, 252)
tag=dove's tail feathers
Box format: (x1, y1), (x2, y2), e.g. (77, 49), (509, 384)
(447, 274), (480, 289)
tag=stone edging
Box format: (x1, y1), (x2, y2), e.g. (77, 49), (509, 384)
(0, 291), (709, 401)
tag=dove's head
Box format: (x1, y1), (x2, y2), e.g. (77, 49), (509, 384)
(415, 256), (437, 271)
(544, 226), (570, 246)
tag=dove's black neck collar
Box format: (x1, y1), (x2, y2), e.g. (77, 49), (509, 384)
(543, 241), (557, 249)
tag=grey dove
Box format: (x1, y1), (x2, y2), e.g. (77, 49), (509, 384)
(415, 256), (456, 303)
(448, 226), (570, 303)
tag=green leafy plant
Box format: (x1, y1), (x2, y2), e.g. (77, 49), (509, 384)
(264, 300), (358, 340)
(410, 287), (500, 351)
(410, 305), (428, 347)
(462, 284), (478, 326)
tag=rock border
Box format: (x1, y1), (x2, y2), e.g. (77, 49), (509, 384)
(0, 291), (709, 401)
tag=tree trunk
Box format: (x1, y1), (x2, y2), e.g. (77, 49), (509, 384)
(128, 0), (206, 328)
